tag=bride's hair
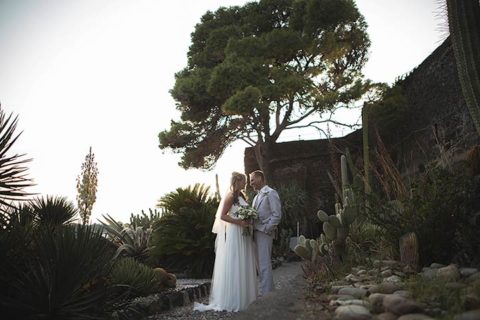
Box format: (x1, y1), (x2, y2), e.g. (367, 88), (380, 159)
(230, 172), (247, 204)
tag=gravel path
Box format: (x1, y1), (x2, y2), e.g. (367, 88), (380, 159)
(147, 261), (326, 320)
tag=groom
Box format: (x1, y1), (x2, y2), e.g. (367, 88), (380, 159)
(249, 170), (282, 296)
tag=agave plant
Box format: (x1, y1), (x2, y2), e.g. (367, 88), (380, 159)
(110, 257), (160, 298)
(99, 213), (154, 262)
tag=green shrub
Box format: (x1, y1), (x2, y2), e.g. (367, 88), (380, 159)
(129, 208), (164, 228)
(367, 82), (409, 143)
(407, 275), (464, 318)
(150, 184), (218, 278)
(99, 214), (154, 263)
(274, 184), (308, 258)
(110, 257), (160, 298)
(1, 224), (115, 319)
(30, 195), (79, 227)
(365, 166), (480, 266)
(347, 220), (395, 263)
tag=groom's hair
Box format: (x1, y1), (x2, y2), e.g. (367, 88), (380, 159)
(250, 170), (264, 181)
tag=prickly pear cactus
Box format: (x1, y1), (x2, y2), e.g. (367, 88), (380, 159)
(294, 153), (361, 263)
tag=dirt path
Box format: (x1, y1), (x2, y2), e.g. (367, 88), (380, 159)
(148, 261), (327, 320)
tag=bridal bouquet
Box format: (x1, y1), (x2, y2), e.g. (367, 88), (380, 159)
(237, 205), (258, 236)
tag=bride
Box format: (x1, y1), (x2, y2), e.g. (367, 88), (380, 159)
(194, 172), (258, 312)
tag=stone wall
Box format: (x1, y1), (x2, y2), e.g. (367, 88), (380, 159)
(244, 38), (479, 235)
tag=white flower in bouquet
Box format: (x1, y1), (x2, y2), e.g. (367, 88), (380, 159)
(237, 205), (257, 236)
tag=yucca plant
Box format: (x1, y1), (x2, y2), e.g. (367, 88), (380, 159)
(110, 257), (160, 298)
(1, 224), (115, 319)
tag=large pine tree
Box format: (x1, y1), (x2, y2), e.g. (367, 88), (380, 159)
(159, 0), (371, 183)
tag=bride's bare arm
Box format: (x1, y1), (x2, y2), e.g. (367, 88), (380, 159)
(220, 192), (250, 227)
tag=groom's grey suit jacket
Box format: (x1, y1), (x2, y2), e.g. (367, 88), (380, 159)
(253, 185), (282, 235)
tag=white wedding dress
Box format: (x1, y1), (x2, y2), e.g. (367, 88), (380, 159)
(194, 197), (258, 312)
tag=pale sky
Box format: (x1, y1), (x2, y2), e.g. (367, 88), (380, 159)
(0, 0), (443, 223)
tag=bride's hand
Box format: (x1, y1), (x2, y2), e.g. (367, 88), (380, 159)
(239, 220), (251, 227)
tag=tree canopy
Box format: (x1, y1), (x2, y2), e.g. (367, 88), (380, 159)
(159, 0), (371, 173)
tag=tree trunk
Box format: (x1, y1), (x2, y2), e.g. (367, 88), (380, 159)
(254, 141), (275, 186)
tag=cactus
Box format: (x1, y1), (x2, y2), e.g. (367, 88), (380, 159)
(447, 0), (480, 136)
(295, 152), (361, 263)
(399, 232), (419, 272)
(362, 105), (371, 194)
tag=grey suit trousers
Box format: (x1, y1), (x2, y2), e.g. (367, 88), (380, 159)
(254, 230), (273, 295)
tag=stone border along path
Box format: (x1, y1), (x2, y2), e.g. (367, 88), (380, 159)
(146, 260), (323, 320)
(136, 260), (480, 320)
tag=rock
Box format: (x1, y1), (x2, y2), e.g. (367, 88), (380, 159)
(375, 312), (397, 320)
(369, 293), (386, 314)
(335, 305), (372, 320)
(393, 290), (411, 298)
(454, 310), (480, 320)
(437, 264), (460, 281)
(381, 270), (393, 277)
(384, 275), (402, 283)
(332, 285), (353, 294)
(430, 263), (445, 268)
(467, 272), (480, 283)
(397, 314), (435, 320)
(338, 287), (368, 299)
(358, 270), (368, 276)
(383, 294), (424, 315)
(393, 271), (406, 277)
(336, 299), (370, 307)
(421, 268), (438, 279)
(445, 282), (466, 290)
(368, 269), (379, 276)
(369, 282), (402, 294)
(346, 274), (362, 282)
(460, 268), (479, 278)
(328, 294), (357, 301)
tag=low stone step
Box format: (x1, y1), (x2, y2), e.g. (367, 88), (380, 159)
(111, 281), (211, 319)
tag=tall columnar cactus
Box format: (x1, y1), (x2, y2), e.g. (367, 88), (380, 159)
(362, 105), (371, 195)
(295, 154), (360, 263)
(447, 0), (480, 135)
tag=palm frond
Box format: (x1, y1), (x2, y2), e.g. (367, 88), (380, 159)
(0, 106), (35, 211)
